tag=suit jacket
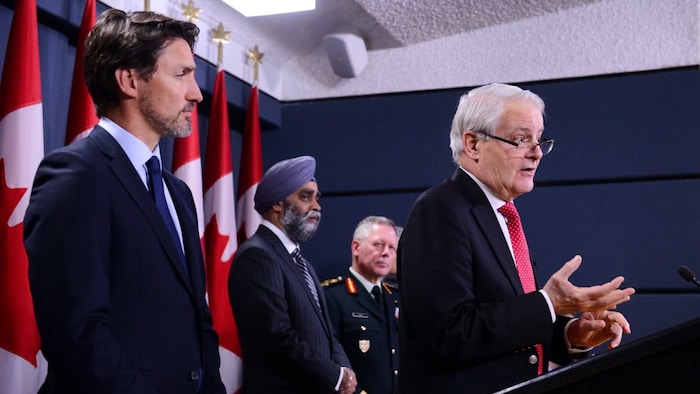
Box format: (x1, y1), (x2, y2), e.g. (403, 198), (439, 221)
(24, 127), (225, 394)
(228, 225), (351, 393)
(397, 169), (576, 394)
(323, 274), (400, 394)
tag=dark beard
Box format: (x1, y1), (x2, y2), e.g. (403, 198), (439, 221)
(139, 89), (192, 138)
(281, 202), (321, 244)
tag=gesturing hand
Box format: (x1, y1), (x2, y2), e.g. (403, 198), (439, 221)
(543, 255), (635, 315)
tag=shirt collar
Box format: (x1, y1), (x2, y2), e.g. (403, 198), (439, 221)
(349, 266), (381, 294)
(459, 166), (509, 210)
(261, 219), (298, 255)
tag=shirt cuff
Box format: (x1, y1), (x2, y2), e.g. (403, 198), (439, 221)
(563, 318), (593, 353)
(334, 367), (344, 391)
(538, 289), (556, 323)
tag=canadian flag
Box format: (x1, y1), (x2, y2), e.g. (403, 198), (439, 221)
(64, 0), (97, 145)
(236, 84), (263, 245)
(172, 103), (205, 240)
(0, 0), (48, 392)
(203, 69), (241, 393)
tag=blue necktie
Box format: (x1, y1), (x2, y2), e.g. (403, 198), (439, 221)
(146, 156), (188, 276)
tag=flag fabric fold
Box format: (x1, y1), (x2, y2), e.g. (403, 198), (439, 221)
(65, 0), (97, 145)
(203, 69), (242, 393)
(236, 84), (263, 246)
(0, 0), (48, 392)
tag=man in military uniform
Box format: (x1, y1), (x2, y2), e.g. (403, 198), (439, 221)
(323, 216), (400, 394)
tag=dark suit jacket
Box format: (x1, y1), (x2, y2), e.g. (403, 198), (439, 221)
(24, 126), (225, 394)
(228, 225), (351, 393)
(397, 169), (577, 394)
(324, 274), (400, 394)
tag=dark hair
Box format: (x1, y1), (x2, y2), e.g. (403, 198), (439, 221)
(84, 9), (200, 117)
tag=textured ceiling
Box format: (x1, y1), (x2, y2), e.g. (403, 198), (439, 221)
(104, 0), (699, 101)
(355, 0), (606, 47)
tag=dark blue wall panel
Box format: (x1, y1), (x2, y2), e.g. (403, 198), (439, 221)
(518, 178), (700, 289)
(529, 71), (700, 182)
(264, 91), (462, 193)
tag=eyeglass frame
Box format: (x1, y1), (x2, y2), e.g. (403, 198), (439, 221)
(476, 130), (555, 156)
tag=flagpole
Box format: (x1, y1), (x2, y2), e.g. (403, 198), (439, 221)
(181, 0), (202, 22)
(211, 23), (231, 67)
(236, 45), (265, 243)
(247, 45), (264, 86)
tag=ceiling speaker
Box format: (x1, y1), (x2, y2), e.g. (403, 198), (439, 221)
(323, 32), (368, 78)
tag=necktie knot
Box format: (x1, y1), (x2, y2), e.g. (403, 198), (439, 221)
(146, 156), (161, 176)
(498, 201), (519, 222)
(291, 248), (304, 263)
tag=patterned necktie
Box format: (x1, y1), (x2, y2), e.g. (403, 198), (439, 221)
(498, 201), (543, 375)
(291, 248), (320, 309)
(146, 156), (188, 276)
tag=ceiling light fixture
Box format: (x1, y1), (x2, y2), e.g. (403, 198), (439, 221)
(221, 0), (315, 17)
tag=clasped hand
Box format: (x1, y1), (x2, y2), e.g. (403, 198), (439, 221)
(338, 367), (357, 394)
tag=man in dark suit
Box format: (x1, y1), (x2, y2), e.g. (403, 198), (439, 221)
(228, 156), (357, 394)
(398, 83), (636, 393)
(24, 9), (225, 393)
(323, 215), (401, 394)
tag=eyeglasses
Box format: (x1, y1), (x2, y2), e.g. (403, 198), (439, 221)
(479, 131), (554, 156)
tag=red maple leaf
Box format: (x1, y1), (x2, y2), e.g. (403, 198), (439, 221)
(0, 158), (41, 366)
(204, 215), (241, 357)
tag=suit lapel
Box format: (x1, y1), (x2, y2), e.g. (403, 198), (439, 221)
(88, 127), (193, 291)
(452, 169), (524, 294)
(258, 227), (334, 335)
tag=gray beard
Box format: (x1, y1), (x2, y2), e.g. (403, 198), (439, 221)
(281, 203), (320, 244)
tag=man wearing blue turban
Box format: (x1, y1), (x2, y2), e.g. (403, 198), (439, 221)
(228, 156), (358, 394)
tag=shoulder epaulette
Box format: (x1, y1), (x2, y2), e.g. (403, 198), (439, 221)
(320, 276), (343, 288)
(382, 281), (398, 294)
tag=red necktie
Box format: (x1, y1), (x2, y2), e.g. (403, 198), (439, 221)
(498, 201), (544, 375)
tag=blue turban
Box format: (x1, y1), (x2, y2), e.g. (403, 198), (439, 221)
(254, 156), (317, 214)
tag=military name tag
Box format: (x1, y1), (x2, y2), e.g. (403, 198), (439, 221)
(359, 339), (370, 353)
(352, 312), (369, 318)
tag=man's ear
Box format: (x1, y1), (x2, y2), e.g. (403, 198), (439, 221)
(114, 68), (138, 98)
(350, 240), (360, 256)
(462, 130), (480, 160)
(271, 201), (284, 214)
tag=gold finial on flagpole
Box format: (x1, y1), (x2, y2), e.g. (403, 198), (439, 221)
(211, 23), (231, 66)
(247, 45), (264, 85)
(181, 0), (202, 22)
(144, 0), (150, 11)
